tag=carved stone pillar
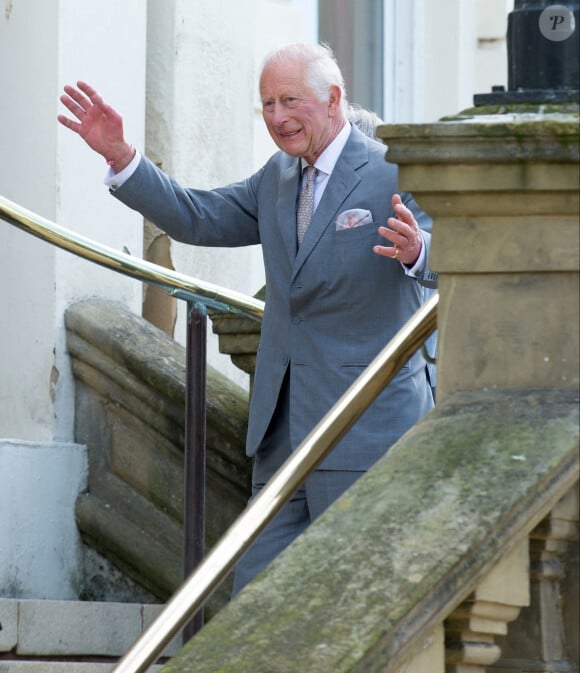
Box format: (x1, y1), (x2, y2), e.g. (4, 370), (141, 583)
(445, 539), (530, 672)
(377, 101), (579, 672)
(377, 105), (579, 403)
(491, 483), (579, 672)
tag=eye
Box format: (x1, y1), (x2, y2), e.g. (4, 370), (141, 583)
(283, 97), (298, 107)
(262, 100), (274, 111)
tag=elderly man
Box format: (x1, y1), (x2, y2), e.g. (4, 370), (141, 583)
(58, 42), (437, 594)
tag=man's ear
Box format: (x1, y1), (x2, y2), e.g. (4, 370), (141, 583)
(328, 85), (341, 116)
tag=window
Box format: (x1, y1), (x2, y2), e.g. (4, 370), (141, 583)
(318, 0), (384, 116)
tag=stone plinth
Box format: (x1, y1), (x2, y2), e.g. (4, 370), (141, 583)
(208, 286), (265, 385)
(377, 104), (580, 400)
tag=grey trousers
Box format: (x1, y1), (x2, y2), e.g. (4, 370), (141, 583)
(232, 374), (364, 595)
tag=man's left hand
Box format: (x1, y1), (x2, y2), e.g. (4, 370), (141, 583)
(373, 194), (423, 266)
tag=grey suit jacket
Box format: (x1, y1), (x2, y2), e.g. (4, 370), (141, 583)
(113, 124), (437, 470)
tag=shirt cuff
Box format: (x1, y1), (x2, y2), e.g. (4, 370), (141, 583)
(400, 239), (426, 278)
(105, 149), (142, 190)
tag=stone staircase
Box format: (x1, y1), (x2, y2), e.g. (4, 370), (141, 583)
(0, 598), (180, 672)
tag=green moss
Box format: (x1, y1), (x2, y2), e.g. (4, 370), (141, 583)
(160, 390), (579, 673)
(445, 101), (579, 119)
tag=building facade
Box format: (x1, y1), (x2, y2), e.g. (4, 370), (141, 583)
(0, 0), (510, 598)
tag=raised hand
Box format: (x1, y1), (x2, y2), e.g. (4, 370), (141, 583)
(373, 193), (423, 266)
(58, 81), (134, 171)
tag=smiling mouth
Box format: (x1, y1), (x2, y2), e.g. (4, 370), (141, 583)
(280, 129), (301, 138)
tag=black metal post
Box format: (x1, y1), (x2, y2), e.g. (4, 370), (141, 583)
(474, 0), (579, 105)
(183, 301), (207, 641)
(508, 0), (579, 92)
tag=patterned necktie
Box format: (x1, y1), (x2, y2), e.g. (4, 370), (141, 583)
(296, 165), (317, 245)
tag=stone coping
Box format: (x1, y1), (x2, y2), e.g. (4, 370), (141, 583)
(377, 105), (579, 163)
(158, 390), (578, 673)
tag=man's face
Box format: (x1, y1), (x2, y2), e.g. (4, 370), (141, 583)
(259, 59), (342, 165)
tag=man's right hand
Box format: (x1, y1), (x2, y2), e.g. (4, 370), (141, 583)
(58, 81), (134, 172)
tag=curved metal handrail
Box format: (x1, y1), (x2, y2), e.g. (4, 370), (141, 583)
(111, 291), (438, 673)
(0, 195), (264, 320)
(1, 192), (438, 673)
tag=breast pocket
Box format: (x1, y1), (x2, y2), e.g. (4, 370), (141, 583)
(333, 221), (382, 271)
(335, 208), (373, 231)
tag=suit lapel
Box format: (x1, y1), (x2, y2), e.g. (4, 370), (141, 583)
(293, 127), (369, 278)
(277, 160), (301, 265)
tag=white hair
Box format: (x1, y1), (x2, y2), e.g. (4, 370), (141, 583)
(347, 105), (384, 139)
(260, 42), (349, 115)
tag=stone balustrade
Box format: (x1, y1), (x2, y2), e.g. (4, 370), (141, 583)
(158, 390), (578, 673)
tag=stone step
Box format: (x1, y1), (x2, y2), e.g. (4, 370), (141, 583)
(0, 598), (179, 671)
(0, 657), (164, 673)
(0, 663), (125, 672)
(0, 663), (163, 672)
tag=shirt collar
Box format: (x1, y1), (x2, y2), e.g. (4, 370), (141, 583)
(300, 122), (352, 176)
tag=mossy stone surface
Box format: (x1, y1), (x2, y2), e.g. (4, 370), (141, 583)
(160, 390), (579, 673)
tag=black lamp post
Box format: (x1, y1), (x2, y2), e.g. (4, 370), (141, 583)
(474, 0), (579, 105)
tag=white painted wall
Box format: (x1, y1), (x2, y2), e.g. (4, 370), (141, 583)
(0, 440), (87, 599)
(476, 0), (513, 96)
(0, 0), (146, 599)
(0, 0), (59, 441)
(0, 0), (146, 442)
(54, 1), (147, 440)
(385, 0), (510, 123)
(145, 0), (263, 391)
(423, 0), (479, 121)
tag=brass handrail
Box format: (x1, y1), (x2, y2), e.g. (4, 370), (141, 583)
(111, 291), (438, 673)
(0, 195), (264, 320)
(1, 191), (438, 672)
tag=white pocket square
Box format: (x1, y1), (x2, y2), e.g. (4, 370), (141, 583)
(335, 208), (373, 230)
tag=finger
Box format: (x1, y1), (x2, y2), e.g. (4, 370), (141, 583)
(377, 227), (409, 252)
(77, 81), (113, 113)
(59, 93), (87, 121)
(378, 225), (405, 246)
(77, 81), (122, 122)
(77, 80), (99, 99)
(380, 221), (411, 253)
(378, 227), (400, 242)
(77, 81), (105, 107)
(373, 244), (399, 259)
(57, 114), (81, 133)
(386, 217), (410, 238)
(62, 82), (108, 117)
(393, 202), (416, 229)
(62, 84), (92, 112)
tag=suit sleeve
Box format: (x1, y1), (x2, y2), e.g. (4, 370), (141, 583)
(111, 155), (265, 248)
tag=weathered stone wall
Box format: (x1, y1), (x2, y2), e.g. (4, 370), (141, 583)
(377, 104), (580, 400)
(65, 298), (252, 617)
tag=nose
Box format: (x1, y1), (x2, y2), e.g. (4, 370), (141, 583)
(271, 102), (288, 126)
